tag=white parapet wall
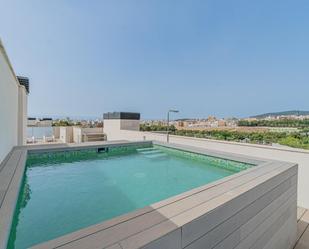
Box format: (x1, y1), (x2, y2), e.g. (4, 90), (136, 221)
(72, 127), (82, 143)
(18, 85), (28, 145)
(53, 127), (60, 139)
(0, 39), (28, 164)
(59, 127), (73, 143)
(104, 128), (309, 209)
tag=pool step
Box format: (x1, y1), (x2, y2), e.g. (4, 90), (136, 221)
(138, 149), (162, 155)
(136, 147), (156, 152)
(144, 152), (167, 159)
(137, 147), (168, 159)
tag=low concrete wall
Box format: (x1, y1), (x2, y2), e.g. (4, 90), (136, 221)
(106, 130), (309, 209)
(81, 127), (103, 134)
(72, 127), (82, 143)
(72, 127), (104, 143)
(53, 127), (60, 139)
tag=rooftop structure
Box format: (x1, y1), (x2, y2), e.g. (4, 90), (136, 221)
(103, 112), (141, 140)
(17, 76), (30, 93)
(103, 112), (140, 120)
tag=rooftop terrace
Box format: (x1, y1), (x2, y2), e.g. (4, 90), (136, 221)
(0, 140), (301, 249)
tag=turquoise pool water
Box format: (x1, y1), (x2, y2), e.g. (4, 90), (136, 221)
(8, 145), (252, 249)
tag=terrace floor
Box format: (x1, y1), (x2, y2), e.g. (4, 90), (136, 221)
(295, 207), (309, 248)
(0, 142), (308, 249)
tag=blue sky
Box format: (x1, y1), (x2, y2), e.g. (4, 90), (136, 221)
(1, 0), (309, 119)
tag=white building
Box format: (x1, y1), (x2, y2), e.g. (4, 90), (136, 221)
(38, 118), (53, 127)
(0, 39), (28, 164)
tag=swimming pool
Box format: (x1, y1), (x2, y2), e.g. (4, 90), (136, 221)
(8, 143), (253, 249)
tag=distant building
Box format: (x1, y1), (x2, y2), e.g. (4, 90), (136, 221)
(39, 118), (53, 127)
(218, 120), (226, 127)
(103, 112), (140, 140)
(207, 116), (217, 122)
(27, 117), (53, 127)
(27, 117), (37, 126)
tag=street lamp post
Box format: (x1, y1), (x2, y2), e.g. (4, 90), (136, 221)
(167, 109), (179, 143)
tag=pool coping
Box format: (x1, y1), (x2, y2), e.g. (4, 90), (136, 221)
(0, 140), (298, 249)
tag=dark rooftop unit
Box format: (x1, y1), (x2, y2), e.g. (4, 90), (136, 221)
(17, 76), (30, 93)
(103, 112), (140, 120)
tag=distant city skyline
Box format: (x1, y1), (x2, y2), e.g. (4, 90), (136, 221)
(1, 0), (309, 120)
(25, 110), (309, 121)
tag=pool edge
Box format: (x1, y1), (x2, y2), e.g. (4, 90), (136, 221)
(0, 141), (298, 249)
(0, 148), (27, 249)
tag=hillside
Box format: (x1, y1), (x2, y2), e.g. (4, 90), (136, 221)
(251, 110), (309, 119)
